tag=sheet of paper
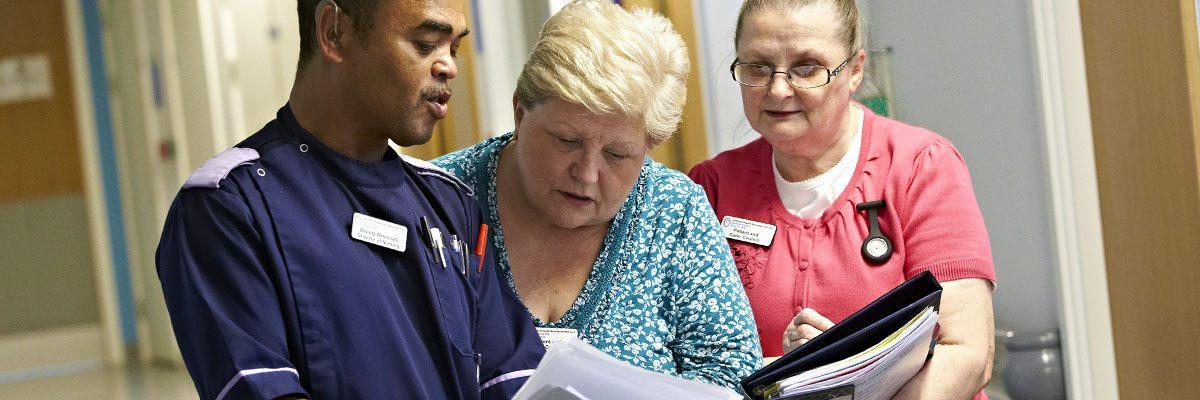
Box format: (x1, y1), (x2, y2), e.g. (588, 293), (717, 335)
(776, 307), (934, 389)
(527, 385), (590, 400)
(513, 338), (742, 400)
(771, 307), (938, 400)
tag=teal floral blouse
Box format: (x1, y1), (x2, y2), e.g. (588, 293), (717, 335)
(433, 133), (762, 389)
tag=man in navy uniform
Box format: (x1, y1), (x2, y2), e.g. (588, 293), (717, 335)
(155, 0), (543, 398)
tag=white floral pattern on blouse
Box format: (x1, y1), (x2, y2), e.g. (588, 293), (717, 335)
(433, 133), (762, 389)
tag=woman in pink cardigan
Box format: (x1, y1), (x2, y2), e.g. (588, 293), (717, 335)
(688, 0), (996, 398)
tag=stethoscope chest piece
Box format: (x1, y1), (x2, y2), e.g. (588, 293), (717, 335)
(856, 200), (893, 265)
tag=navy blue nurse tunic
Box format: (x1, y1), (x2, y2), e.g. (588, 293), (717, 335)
(156, 105), (544, 400)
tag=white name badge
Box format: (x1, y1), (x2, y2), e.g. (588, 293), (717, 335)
(350, 213), (407, 253)
(536, 327), (578, 350)
(722, 216), (777, 247)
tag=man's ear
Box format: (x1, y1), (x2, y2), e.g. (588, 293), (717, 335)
(315, 1), (348, 63)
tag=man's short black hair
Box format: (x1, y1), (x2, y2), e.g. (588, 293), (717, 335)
(297, 0), (386, 72)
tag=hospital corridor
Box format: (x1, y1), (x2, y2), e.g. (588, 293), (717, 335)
(2, 0), (1199, 399)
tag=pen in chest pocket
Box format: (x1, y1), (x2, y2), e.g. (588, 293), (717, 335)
(450, 235), (467, 277)
(430, 228), (447, 270)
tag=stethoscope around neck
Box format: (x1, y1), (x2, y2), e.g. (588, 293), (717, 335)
(856, 200), (893, 264)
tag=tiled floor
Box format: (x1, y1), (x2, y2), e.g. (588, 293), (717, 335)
(0, 364), (196, 400)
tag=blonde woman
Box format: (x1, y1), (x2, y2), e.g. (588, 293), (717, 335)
(433, 0), (761, 389)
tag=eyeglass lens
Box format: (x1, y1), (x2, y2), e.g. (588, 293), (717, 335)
(733, 63), (829, 89)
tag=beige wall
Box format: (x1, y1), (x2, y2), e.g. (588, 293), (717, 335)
(0, 196), (98, 335)
(1080, 0), (1200, 397)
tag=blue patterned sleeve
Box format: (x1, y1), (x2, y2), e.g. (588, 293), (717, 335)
(667, 180), (763, 389)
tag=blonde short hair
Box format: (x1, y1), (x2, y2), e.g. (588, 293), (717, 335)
(515, 0), (689, 145)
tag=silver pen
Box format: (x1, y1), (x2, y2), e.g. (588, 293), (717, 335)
(450, 235), (467, 277)
(430, 228), (447, 270)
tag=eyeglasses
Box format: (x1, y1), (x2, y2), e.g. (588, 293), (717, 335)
(730, 54), (856, 89)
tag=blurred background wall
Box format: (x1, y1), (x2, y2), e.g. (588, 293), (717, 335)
(0, 0), (107, 383)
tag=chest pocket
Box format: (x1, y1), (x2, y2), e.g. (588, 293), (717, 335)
(426, 239), (476, 356)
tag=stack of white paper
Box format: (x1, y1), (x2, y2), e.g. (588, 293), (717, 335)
(513, 337), (743, 400)
(763, 307), (938, 399)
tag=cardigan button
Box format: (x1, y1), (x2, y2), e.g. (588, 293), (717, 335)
(799, 260), (810, 271)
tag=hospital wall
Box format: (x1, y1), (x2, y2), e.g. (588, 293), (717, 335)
(0, 0), (109, 380)
(0, 0), (100, 337)
(855, 2), (1060, 335)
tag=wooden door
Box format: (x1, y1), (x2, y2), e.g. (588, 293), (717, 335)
(1079, 0), (1200, 397)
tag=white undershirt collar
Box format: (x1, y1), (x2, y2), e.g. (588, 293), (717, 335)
(772, 108), (864, 219)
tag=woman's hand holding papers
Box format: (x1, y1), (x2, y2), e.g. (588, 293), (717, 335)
(777, 279), (996, 399)
(782, 308), (835, 353)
